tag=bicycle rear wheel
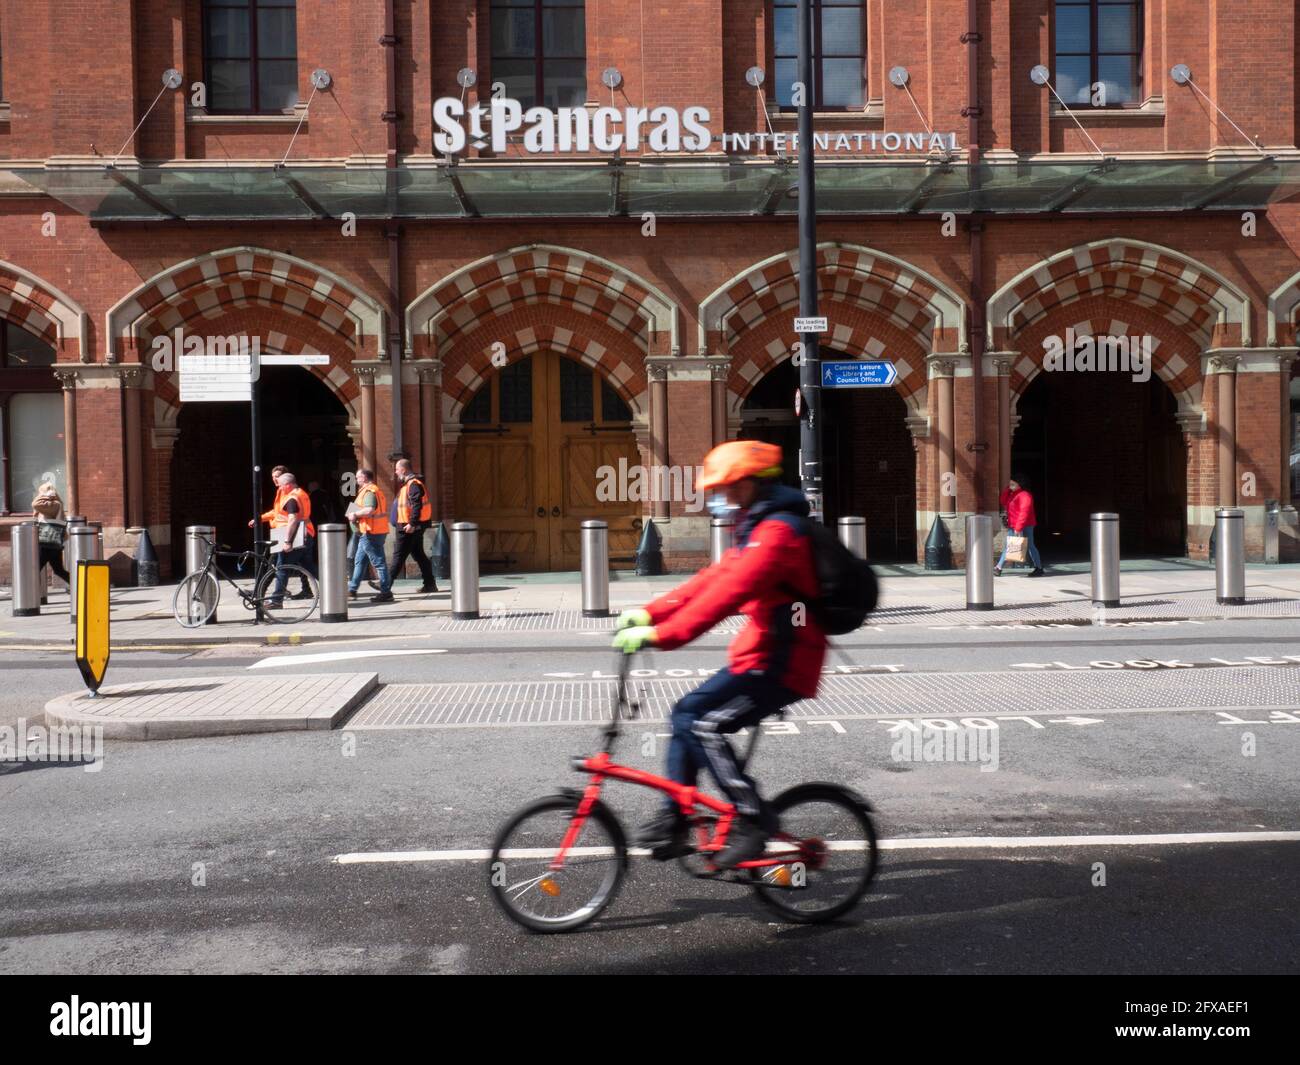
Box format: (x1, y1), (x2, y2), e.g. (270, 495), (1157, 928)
(172, 572), (219, 627)
(488, 794), (627, 933)
(748, 783), (878, 924)
(254, 564), (319, 623)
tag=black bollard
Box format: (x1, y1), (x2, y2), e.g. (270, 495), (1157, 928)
(431, 521), (451, 581)
(924, 515), (952, 570)
(131, 527), (160, 587)
(634, 520), (665, 576)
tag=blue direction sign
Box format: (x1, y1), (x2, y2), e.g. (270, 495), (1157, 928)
(821, 360), (897, 388)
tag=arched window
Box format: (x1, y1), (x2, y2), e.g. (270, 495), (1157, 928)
(490, 0), (587, 110)
(0, 322), (62, 514)
(771, 1), (865, 111)
(1054, 1), (1142, 107)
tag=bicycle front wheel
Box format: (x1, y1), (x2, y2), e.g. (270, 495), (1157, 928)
(172, 572), (219, 627)
(748, 783), (879, 924)
(254, 564), (319, 623)
(488, 794), (627, 933)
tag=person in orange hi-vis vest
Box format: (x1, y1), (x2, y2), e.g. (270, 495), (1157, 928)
(265, 472), (316, 608)
(348, 468), (393, 603)
(250, 465), (310, 598)
(389, 457), (437, 594)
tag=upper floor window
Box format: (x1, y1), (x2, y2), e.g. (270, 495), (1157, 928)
(772, 0), (865, 111)
(1, 322), (55, 368)
(1054, 0), (1142, 107)
(490, 0), (586, 110)
(203, 0), (299, 114)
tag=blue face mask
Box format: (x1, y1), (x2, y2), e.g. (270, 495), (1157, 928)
(707, 493), (739, 518)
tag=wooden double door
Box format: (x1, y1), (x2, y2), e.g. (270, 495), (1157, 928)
(455, 350), (642, 571)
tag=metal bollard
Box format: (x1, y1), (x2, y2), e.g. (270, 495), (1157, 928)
(67, 523), (102, 623)
(185, 524), (218, 625)
(11, 522), (41, 617)
(450, 521), (480, 620)
(1214, 508), (1246, 604)
(1264, 500), (1281, 564)
(710, 517), (735, 564)
(1089, 512), (1121, 607)
(580, 519), (609, 618)
(838, 516), (867, 559)
(965, 515), (994, 611)
(64, 515), (85, 578)
(318, 523), (349, 623)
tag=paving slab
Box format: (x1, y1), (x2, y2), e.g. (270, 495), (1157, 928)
(43, 673), (379, 740)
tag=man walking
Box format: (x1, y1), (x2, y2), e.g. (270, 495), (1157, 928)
(349, 468), (393, 603)
(266, 472), (316, 608)
(251, 465), (311, 597)
(389, 457), (437, 594)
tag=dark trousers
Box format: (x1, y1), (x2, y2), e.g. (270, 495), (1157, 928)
(39, 544), (69, 583)
(269, 542), (313, 603)
(664, 668), (801, 818)
(390, 526), (435, 587)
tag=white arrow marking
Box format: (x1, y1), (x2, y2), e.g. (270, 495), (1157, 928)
(543, 672), (585, 678)
(1048, 716), (1105, 726)
(249, 648), (447, 669)
(1010, 662), (1051, 669)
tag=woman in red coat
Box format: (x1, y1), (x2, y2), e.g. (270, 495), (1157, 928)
(996, 476), (1044, 576)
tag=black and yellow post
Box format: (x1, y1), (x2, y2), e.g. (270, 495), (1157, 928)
(75, 559), (111, 696)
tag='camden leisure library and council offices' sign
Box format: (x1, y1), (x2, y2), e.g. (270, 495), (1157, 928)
(433, 97), (959, 156)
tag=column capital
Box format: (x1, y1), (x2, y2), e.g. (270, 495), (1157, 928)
(1205, 353), (1240, 374)
(708, 358), (731, 381)
(983, 350), (1016, 376)
(905, 413), (930, 438)
(53, 367), (80, 389)
(1176, 409), (1207, 434)
(645, 361), (669, 383)
(927, 357), (958, 379)
(114, 365), (146, 387)
(355, 365), (378, 384)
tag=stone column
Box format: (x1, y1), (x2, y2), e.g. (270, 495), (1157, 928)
(992, 356), (1014, 490)
(709, 359), (730, 447)
(417, 362), (441, 519)
(356, 365), (377, 473)
(929, 358), (957, 516)
(53, 368), (80, 516)
(117, 366), (146, 529)
(647, 362), (669, 521)
(1209, 354), (1239, 506)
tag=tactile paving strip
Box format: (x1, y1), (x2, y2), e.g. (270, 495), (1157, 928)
(346, 666), (1300, 729)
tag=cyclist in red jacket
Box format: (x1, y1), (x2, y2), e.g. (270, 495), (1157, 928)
(612, 440), (827, 868)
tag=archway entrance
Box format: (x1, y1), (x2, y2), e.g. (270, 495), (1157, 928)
(455, 349), (640, 571)
(1013, 370), (1186, 558)
(740, 358), (918, 561)
(169, 366), (353, 574)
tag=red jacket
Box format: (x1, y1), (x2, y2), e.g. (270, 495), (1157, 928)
(645, 487), (826, 698)
(1000, 486), (1037, 531)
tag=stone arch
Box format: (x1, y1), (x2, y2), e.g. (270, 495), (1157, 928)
(406, 244), (680, 361)
(1265, 269), (1300, 346)
(987, 239), (1253, 351)
(699, 242), (967, 358)
(0, 260), (89, 359)
(106, 247), (386, 362)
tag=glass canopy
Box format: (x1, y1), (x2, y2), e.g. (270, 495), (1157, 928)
(7, 157), (1299, 222)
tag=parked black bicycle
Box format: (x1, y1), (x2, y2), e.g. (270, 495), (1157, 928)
(171, 535), (319, 627)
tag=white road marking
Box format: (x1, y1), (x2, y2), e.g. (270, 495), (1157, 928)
(331, 829), (1300, 865)
(249, 648), (448, 669)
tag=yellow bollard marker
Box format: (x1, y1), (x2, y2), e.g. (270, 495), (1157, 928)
(75, 560), (111, 696)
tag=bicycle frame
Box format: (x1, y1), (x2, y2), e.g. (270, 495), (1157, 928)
(195, 536), (280, 623)
(550, 655), (814, 875)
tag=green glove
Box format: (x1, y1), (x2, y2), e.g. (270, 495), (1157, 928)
(615, 607), (652, 630)
(612, 626), (658, 654)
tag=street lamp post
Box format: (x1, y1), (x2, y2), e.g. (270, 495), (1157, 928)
(796, 0), (824, 522)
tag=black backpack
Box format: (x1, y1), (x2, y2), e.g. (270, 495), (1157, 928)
(770, 513), (879, 635)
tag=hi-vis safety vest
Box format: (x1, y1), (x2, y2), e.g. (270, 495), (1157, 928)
(397, 477), (432, 524)
(357, 485), (389, 535)
(276, 486), (315, 538)
(261, 485), (288, 526)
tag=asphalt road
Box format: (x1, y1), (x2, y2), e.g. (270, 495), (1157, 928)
(1, 615), (1297, 974)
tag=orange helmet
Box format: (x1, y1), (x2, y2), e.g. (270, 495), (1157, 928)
(698, 440), (784, 491)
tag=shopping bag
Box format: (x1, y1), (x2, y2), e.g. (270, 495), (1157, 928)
(1005, 534), (1028, 563)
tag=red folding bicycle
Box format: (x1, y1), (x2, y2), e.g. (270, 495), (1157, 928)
(487, 653), (880, 933)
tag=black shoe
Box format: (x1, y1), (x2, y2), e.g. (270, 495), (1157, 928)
(713, 815), (768, 870)
(371, 591), (395, 603)
(1027, 568), (1045, 578)
(635, 809), (689, 860)
(348, 589), (361, 600)
(264, 601), (284, 610)
(291, 588), (313, 600)
(418, 582), (438, 594)
(993, 567), (1002, 577)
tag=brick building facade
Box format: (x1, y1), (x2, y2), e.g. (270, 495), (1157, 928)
(1, 0), (1299, 581)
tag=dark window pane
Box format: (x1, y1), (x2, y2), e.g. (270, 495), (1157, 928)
(461, 382), (492, 424)
(821, 58), (864, 107)
(559, 357), (594, 422)
(773, 7), (797, 56)
(492, 8), (537, 58)
(542, 59), (586, 108)
(1054, 55), (1091, 103)
(209, 60), (253, 111)
(258, 60), (299, 110)
(259, 0), (295, 6)
(499, 358), (533, 423)
(821, 8), (862, 57)
(1097, 54), (1138, 103)
(1055, 4), (1091, 52)
(1098, 4), (1138, 51)
(494, 0), (534, 6)
(207, 7), (251, 58)
(774, 58), (797, 106)
(601, 380), (631, 422)
(257, 7), (297, 58)
(542, 8), (585, 56)
(492, 60), (538, 108)
(4, 324), (56, 367)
